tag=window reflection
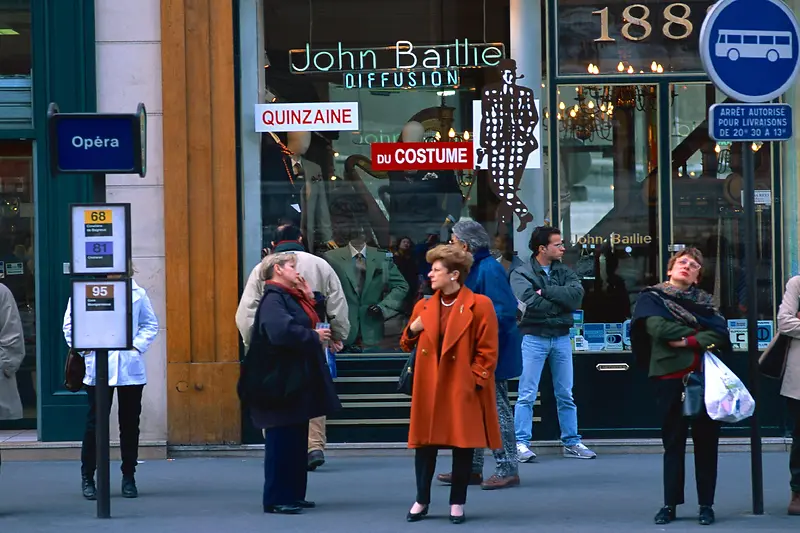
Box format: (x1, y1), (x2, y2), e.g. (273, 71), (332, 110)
(0, 1), (31, 76)
(0, 140), (35, 427)
(557, 84), (661, 350)
(669, 84), (774, 334)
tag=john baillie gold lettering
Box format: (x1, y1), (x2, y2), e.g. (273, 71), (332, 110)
(572, 233), (652, 245)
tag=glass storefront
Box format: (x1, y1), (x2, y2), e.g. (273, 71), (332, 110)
(248, 0), (548, 355)
(0, 0), (33, 430)
(239, 0), (788, 441)
(0, 140), (35, 426)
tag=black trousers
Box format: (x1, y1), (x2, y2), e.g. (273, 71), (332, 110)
(415, 447), (474, 505)
(655, 378), (721, 507)
(263, 423), (309, 508)
(81, 385), (144, 478)
(788, 398), (800, 493)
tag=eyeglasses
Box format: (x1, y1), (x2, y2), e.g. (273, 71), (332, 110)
(676, 257), (701, 270)
(550, 242), (566, 249)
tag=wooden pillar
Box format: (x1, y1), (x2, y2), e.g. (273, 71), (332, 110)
(161, 0), (240, 444)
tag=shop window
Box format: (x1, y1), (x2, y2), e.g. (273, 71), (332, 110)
(0, 0), (32, 129)
(0, 0), (30, 76)
(0, 140), (36, 427)
(670, 83), (775, 348)
(556, 84), (661, 352)
(249, 0), (549, 354)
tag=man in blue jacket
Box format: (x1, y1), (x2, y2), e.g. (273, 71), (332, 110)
(435, 221), (523, 490)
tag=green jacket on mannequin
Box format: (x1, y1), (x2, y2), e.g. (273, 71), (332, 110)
(325, 246), (409, 347)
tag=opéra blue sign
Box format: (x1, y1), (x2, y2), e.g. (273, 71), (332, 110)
(700, 0), (800, 103)
(709, 103), (793, 141)
(48, 103), (147, 176)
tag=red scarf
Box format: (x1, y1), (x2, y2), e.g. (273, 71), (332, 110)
(266, 280), (320, 326)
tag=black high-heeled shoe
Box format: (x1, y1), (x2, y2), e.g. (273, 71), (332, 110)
(406, 504), (429, 522)
(449, 512), (466, 524)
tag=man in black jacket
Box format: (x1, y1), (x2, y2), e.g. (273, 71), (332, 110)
(510, 227), (596, 461)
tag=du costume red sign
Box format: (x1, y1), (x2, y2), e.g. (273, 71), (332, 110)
(370, 142), (474, 171)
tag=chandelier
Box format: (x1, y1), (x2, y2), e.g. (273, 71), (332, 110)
(555, 86), (614, 141)
(544, 83), (660, 141)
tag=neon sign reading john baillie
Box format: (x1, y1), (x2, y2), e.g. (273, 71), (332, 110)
(289, 39), (505, 89)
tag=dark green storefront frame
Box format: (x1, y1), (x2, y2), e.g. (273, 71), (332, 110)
(0, 0), (98, 441)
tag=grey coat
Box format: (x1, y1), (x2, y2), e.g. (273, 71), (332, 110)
(510, 259), (584, 338)
(0, 283), (25, 420)
(777, 275), (800, 400)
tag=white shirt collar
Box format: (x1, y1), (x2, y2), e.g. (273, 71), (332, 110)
(349, 243), (367, 258)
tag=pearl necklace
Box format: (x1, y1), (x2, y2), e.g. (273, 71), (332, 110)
(441, 296), (457, 307)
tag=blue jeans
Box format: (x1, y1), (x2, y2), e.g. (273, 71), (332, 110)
(514, 334), (581, 447)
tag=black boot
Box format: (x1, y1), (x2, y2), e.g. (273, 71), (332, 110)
(82, 475), (97, 500)
(699, 505), (715, 525)
(654, 505), (676, 524)
(121, 476), (138, 498)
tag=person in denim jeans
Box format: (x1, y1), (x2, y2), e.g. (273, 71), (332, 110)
(510, 226), (596, 460)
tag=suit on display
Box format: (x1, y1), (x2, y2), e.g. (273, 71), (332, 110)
(324, 242), (409, 348)
(388, 121), (462, 243)
(477, 59), (538, 232)
(260, 132), (333, 253)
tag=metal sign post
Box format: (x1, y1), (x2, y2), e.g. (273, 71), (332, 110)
(700, 0), (800, 516)
(50, 102), (145, 519)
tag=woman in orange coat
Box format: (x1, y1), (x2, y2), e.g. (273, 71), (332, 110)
(401, 244), (502, 524)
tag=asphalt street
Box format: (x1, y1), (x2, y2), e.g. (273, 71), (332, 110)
(1, 451), (799, 532)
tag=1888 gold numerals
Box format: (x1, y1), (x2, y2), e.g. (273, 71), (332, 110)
(592, 3), (713, 42)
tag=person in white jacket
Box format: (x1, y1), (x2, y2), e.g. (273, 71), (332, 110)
(62, 279), (158, 501)
(236, 224), (349, 471)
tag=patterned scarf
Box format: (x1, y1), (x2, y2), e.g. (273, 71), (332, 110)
(648, 282), (723, 328)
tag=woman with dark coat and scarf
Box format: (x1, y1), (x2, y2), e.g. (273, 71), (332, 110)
(237, 252), (341, 515)
(631, 248), (730, 526)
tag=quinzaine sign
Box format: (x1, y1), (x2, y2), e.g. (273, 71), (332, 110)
(289, 39), (505, 89)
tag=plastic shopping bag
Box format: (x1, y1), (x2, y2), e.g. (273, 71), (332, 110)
(325, 347), (338, 379)
(703, 351), (755, 423)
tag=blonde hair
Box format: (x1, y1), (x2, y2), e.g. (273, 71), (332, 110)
(426, 244), (474, 285)
(261, 252), (297, 280)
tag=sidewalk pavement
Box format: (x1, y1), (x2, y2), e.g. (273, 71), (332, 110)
(1, 451), (799, 533)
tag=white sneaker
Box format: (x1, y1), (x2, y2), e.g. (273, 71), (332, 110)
(516, 443), (537, 462)
(563, 443), (597, 459)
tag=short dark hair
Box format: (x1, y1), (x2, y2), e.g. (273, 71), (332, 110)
(274, 224), (303, 243)
(528, 226), (562, 255)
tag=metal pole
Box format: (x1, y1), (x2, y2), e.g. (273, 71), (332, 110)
(95, 348), (111, 518)
(742, 143), (764, 515)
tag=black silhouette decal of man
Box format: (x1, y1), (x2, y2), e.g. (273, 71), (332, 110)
(477, 58), (539, 232)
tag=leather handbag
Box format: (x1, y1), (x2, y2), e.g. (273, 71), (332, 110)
(758, 333), (791, 380)
(681, 370), (705, 418)
(64, 349), (85, 393)
(397, 347), (417, 396)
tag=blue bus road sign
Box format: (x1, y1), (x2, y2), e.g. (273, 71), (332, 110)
(709, 103), (792, 141)
(700, 0), (800, 103)
(48, 103), (147, 176)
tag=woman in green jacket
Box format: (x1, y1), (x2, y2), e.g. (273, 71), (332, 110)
(631, 248), (730, 527)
